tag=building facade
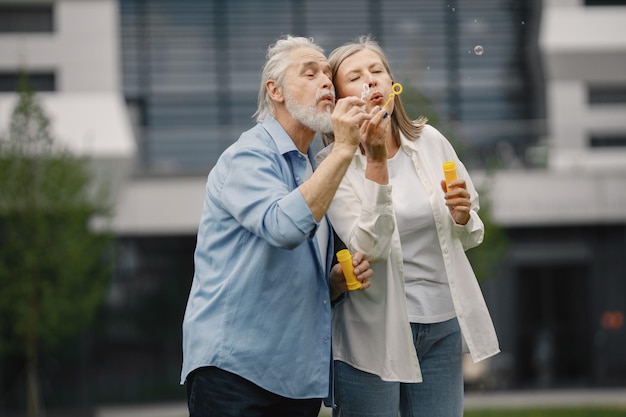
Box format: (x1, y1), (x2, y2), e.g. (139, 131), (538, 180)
(0, 0), (625, 410)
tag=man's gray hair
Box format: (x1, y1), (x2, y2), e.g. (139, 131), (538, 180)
(254, 35), (325, 122)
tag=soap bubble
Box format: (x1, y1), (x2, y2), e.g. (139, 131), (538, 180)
(474, 45), (484, 55)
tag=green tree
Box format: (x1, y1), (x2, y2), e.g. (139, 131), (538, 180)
(466, 176), (509, 282)
(0, 76), (113, 416)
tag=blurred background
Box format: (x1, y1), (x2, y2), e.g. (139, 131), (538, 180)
(0, 0), (625, 415)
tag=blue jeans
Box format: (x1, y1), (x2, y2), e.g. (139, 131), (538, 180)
(186, 366), (322, 417)
(333, 318), (463, 417)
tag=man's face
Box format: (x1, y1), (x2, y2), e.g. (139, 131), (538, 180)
(283, 48), (335, 133)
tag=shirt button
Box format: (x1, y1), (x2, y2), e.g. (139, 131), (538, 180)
(443, 248), (448, 254)
(296, 176), (300, 181)
(323, 299), (327, 304)
(323, 336), (329, 341)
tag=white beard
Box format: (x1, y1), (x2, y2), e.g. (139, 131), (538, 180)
(284, 89), (334, 134)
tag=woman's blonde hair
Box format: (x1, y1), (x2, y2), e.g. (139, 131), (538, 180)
(323, 35), (427, 146)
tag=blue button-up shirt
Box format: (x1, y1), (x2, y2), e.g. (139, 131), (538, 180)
(181, 116), (334, 400)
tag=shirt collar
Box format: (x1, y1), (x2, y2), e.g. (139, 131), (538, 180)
(399, 131), (418, 153)
(262, 115), (299, 156)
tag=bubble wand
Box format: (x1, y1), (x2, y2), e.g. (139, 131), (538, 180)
(360, 83), (370, 101)
(382, 83), (403, 110)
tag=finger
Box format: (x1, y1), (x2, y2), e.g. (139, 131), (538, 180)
(446, 196), (471, 207)
(444, 186), (470, 201)
(335, 96), (366, 108)
(358, 268), (374, 282)
(448, 179), (467, 190)
(368, 106), (388, 124)
(351, 251), (364, 266)
(355, 262), (373, 280)
(362, 110), (389, 138)
(352, 260), (370, 276)
(359, 119), (371, 136)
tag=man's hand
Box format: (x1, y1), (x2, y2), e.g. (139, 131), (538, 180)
(331, 97), (372, 152)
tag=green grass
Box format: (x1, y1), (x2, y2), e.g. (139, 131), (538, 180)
(318, 408), (626, 417)
(465, 409), (626, 417)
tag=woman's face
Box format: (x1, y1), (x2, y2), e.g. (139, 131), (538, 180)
(334, 48), (394, 113)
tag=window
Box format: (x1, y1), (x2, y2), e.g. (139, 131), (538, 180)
(0, 4), (54, 33)
(585, 0), (626, 5)
(0, 72), (56, 92)
(120, 0), (542, 173)
(589, 85), (626, 104)
(590, 135), (626, 148)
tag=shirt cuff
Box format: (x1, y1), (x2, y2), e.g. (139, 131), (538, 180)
(452, 211), (481, 236)
(281, 188), (318, 237)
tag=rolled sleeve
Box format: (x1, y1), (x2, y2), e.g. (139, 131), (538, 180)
(280, 188), (319, 238)
(362, 178), (394, 214)
(217, 137), (318, 249)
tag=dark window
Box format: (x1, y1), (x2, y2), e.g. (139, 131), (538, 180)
(589, 85), (626, 104)
(120, 0), (543, 174)
(517, 264), (592, 386)
(585, 0), (626, 4)
(0, 4), (54, 33)
(0, 72), (56, 92)
(590, 135), (626, 148)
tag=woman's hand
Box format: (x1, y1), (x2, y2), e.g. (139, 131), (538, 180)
(329, 251), (373, 301)
(360, 106), (391, 162)
(441, 178), (471, 225)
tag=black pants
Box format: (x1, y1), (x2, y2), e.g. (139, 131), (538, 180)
(186, 366), (322, 417)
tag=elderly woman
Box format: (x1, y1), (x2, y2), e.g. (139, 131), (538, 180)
(316, 36), (499, 417)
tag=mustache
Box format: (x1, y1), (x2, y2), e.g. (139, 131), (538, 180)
(316, 89), (336, 102)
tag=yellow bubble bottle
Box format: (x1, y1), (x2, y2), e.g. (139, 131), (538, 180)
(443, 161), (458, 192)
(336, 249), (362, 291)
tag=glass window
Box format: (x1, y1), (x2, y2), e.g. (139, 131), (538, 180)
(0, 4), (53, 33)
(585, 0), (626, 5)
(590, 135), (626, 147)
(589, 85), (626, 104)
(0, 72), (56, 92)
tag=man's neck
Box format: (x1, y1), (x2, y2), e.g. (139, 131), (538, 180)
(273, 112), (315, 154)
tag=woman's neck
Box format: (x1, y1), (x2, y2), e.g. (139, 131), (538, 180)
(386, 131), (400, 159)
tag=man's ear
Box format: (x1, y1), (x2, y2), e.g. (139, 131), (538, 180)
(267, 80), (284, 103)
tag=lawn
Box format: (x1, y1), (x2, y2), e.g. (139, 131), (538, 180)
(318, 408), (626, 417)
(465, 410), (626, 417)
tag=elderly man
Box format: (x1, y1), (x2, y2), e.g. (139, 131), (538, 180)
(181, 35), (387, 417)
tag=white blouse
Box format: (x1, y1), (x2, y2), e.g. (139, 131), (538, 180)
(315, 124), (500, 383)
(387, 148), (456, 324)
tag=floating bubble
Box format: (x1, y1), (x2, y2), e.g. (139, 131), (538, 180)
(474, 45), (484, 55)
